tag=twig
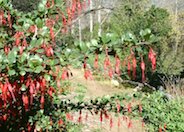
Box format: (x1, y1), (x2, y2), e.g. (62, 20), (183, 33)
(54, 6), (114, 37)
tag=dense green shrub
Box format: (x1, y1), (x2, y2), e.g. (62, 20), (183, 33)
(141, 92), (184, 131)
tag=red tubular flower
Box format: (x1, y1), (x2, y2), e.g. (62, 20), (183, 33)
(66, 113), (73, 121)
(118, 117), (121, 127)
(58, 119), (64, 126)
(85, 112), (88, 121)
(7, 82), (16, 101)
(40, 78), (46, 93)
(15, 38), (21, 46)
(148, 47), (156, 72)
(4, 46), (10, 55)
(49, 46), (54, 56)
(100, 111), (103, 123)
(104, 111), (109, 119)
(2, 83), (8, 106)
(22, 38), (28, 47)
(164, 124), (167, 132)
(127, 61), (131, 78)
(104, 56), (110, 70)
(122, 115), (128, 122)
(116, 102), (121, 113)
(40, 94), (44, 109)
(94, 53), (98, 69)
(127, 103), (132, 113)
(29, 81), (34, 105)
(0, 10), (6, 25)
(128, 119), (132, 129)
(140, 57), (146, 82)
(132, 56), (137, 80)
(78, 110), (82, 123)
(62, 14), (67, 33)
(67, 7), (72, 24)
(84, 69), (93, 80)
(19, 46), (24, 55)
(51, 0), (55, 7)
(159, 127), (162, 132)
(8, 11), (12, 29)
(151, 55), (156, 71)
(142, 120), (145, 127)
(82, 0), (87, 10)
(88, 0), (91, 6)
(115, 55), (121, 76)
(35, 81), (40, 92)
(27, 123), (31, 132)
(22, 94), (29, 111)
(77, 1), (82, 15)
(3, 114), (7, 121)
(139, 103), (142, 113)
(28, 25), (36, 33)
(108, 67), (113, 79)
(110, 117), (113, 129)
(46, 0), (51, 8)
(48, 87), (54, 99)
(50, 27), (55, 42)
(62, 69), (68, 80)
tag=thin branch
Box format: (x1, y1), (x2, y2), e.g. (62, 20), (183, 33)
(54, 6), (114, 37)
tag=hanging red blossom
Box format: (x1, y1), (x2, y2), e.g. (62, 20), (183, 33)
(94, 53), (98, 69)
(40, 94), (44, 109)
(115, 55), (121, 76)
(7, 11), (12, 29)
(22, 94), (29, 111)
(148, 47), (156, 72)
(132, 55), (137, 80)
(140, 57), (146, 82)
(127, 60), (131, 78)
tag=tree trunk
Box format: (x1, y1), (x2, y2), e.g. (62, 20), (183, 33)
(90, 0), (93, 38)
(98, 0), (102, 37)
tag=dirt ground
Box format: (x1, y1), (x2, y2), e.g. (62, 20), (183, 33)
(68, 68), (145, 132)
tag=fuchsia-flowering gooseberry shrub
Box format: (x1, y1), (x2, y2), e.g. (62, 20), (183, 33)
(0, 0), (92, 131)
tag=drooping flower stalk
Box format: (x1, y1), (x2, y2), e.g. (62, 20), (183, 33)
(148, 47), (156, 72)
(132, 55), (137, 80)
(115, 55), (121, 76)
(40, 94), (45, 109)
(22, 94), (29, 111)
(140, 56), (146, 82)
(7, 11), (12, 29)
(94, 53), (98, 69)
(127, 60), (131, 78)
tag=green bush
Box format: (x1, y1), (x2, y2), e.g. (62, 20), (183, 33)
(141, 92), (184, 131)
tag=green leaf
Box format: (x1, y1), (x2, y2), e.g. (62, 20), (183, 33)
(36, 49), (44, 53)
(21, 84), (27, 92)
(36, 38), (44, 46)
(8, 48), (17, 64)
(30, 38), (37, 48)
(34, 66), (44, 73)
(20, 52), (29, 62)
(91, 39), (98, 46)
(40, 26), (48, 36)
(44, 74), (51, 81)
(20, 71), (26, 76)
(36, 18), (43, 28)
(38, 3), (45, 12)
(8, 70), (16, 76)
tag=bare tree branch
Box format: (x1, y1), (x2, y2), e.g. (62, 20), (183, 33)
(54, 6), (114, 37)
